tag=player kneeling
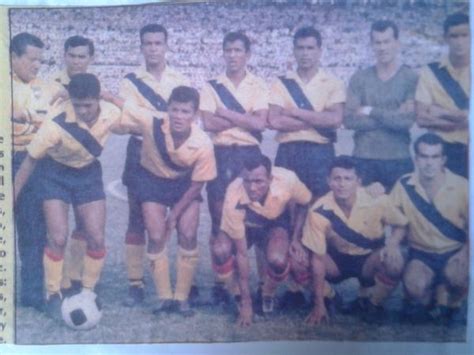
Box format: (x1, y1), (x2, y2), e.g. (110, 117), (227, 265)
(14, 73), (122, 319)
(291, 156), (408, 325)
(212, 154), (312, 327)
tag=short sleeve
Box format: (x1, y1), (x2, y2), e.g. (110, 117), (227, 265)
(191, 143), (217, 182)
(415, 67), (434, 105)
(326, 77), (346, 107)
(220, 182), (246, 240)
(379, 195), (409, 227)
(268, 79), (286, 107)
(199, 83), (217, 113)
(301, 205), (329, 255)
(389, 180), (406, 214)
(290, 173), (312, 205)
(26, 119), (61, 159)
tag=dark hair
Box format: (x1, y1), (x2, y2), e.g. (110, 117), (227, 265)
(223, 32), (251, 52)
(444, 13), (469, 35)
(413, 133), (446, 156)
(328, 155), (359, 176)
(371, 20), (399, 40)
(10, 32), (44, 56)
(293, 27), (322, 48)
(64, 35), (94, 56)
(242, 153), (272, 175)
(140, 24), (168, 43)
(67, 73), (101, 99)
(168, 86), (200, 111)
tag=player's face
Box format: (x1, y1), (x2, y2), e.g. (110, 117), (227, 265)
(71, 97), (100, 125)
(65, 45), (93, 77)
(415, 143), (446, 180)
(328, 167), (360, 200)
(293, 37), (321, 71)
(445, 23), (470, 59)
(223, 40), (250, 74)
(141, 32), (168, 66)
(12, 45), (43, 83)
(168, 100), (195, 134)
(371, 28), (399, 65)
(242, 165), (271, 203)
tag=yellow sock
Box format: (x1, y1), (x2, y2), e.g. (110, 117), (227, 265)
(82, 249), (106, 290)
(62, 234), (87, 289)
(324, 281), (335, 299)
(369, 274), (397, 306)
(126, 244), (146, 288)
(44, 248), (64, 296)
(174, 247), (199, 301)
(148, 248), (173, 300)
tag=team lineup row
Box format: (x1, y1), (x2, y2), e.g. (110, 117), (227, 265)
(11, 12), (469, 328)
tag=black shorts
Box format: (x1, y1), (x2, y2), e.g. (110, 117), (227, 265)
(408, 247), (460, 284)
(122, 135), (143, 191)
(134, 165), (194, 206)
(38, 157), (105, 206)
(327, 246), (371, 283)
(353, 157), (414, 192)
(275, 141), (334, 198)
(245, 209), (291, 250)
(206, 144), (261, 202)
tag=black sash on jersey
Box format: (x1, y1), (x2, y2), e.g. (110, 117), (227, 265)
(53, 112), (102, 157)
(315, 206), (384, 250)
(125, 73), (168, 112)
(152, 117), (189, 173)
(400, 176), (466, 243)
(279, 77), (336, 142)
(428, 62), (469, 110)
(208, 79), (262, 143)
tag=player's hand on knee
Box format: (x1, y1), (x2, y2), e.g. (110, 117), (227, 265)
(305, 305), (329, 326)
(289, 240), (306, 265)
(365, 182), (385, 198)
(237, 301), (253, 328)
(381, 246), (404, 277)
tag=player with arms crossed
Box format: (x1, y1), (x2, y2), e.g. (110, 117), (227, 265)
(293, 156), (407, 325)
(11, 32), (64, 310)
(213, 154), (312, 326)
(118, 24), (190, 307)
(109, 86), (216, 315)
(344, 20), (418, 191)
(200, 32), (268, 303)
(390, 133), (468, 324)
(415, 13), (470, 178)
(14, 73), (123, 318)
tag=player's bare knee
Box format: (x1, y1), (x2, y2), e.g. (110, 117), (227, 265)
(211, 237), (232, 265)
(383, 256), (405, 279)
(178, 232), (197, 251)
(404, 271), (429, 300)
(267, 250), (288, 275)
(445, 268), (468, 291)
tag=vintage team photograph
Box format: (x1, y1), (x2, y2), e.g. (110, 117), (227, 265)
(9, 0), (469, 344)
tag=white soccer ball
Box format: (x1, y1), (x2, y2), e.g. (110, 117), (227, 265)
(61, 289), (103, 330)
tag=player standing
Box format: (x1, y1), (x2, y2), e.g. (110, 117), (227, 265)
(200, 32), (269, 303)
(11, 32), (64, 310)
(344, 20), (418, 191)
(14, 73), (122, 318)
(119, 24), (190, 306)
(415, 13), (470, 178)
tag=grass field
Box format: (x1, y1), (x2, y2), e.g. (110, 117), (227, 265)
(15, 130), (467, 345)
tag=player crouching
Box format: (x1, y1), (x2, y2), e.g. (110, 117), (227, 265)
(390, 133), (469, 325)
(212, 154), (312, 326)
(14, 73), (123, 319)
(291, 156), (408, 325)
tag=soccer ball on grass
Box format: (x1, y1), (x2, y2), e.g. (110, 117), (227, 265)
(61, 288), (103, 330)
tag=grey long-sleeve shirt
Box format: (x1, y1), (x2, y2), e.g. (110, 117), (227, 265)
(344, 65), (418, 160)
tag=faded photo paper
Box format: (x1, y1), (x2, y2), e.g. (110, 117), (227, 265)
(0, 0), (471, 348)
